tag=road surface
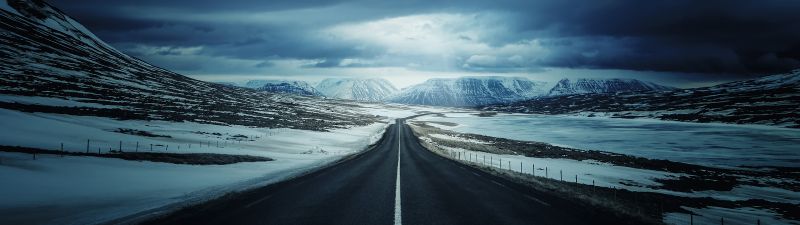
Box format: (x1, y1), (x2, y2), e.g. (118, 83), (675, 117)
(146, 119), (628, 225)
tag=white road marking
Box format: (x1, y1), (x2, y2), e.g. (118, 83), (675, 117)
(394, 122), (402, 225)
(524, 195), (551, 206)
(471, 172), (481, 177)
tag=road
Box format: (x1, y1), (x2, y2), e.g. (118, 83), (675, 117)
(146, 119), (627, 225)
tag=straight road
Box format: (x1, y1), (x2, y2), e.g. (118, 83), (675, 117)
(146, 119), (626, 225)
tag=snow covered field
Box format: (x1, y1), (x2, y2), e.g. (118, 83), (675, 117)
(0, 103), (447, 225)
(410, 113), (800, 225)
(416, 113), (800, 168)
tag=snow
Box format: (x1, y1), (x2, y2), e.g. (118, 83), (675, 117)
(410, 113), (800, 224)
(429, 133), (491, 144)
(315, 78), (398, 101)
(547, 78), (675, 96)
(0, 95), (120, 109)
(664, 206), (797, 225)
(418, 136), (680, 192)
(0, 109), (390, 225)
(413, 113), (800, 168)
(0, 2), (23, 16)
(352, 102), (459, 119)
(386, 76), (550, 106)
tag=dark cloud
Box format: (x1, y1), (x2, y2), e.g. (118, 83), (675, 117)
(50, 0), (800, 77)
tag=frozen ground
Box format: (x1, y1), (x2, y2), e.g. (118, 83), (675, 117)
(664, 206), (797, 225)
(0, 103), (446, 225)
(410, 113), (800, 225)
(416, 113), (800, 168)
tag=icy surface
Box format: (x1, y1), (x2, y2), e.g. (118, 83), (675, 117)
(663, 206), (797, 225)
(415, 113), (800, 168)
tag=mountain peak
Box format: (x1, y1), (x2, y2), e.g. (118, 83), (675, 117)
(315, 78), (398, 102)
(548, 78), (675, 96)
(242, 80), (323, 96)
(386, 76), (549, 107)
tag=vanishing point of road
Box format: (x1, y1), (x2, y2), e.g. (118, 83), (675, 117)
(145, 119), (626, 225)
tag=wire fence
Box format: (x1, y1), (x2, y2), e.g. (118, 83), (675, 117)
(440, 148), (766, 225)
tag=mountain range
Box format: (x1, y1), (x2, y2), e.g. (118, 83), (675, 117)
(315, 78), (398, 102)
(243, 80), (323, 96)
(483, 71), (800, 127)
(547, 78), (675, 96)
(386, 77), (549, 107)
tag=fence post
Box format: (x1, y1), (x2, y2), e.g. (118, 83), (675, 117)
(613, 187), (617, 201)
(690, 214), (693, 225)
(136, 141), (139, 152)
(86, 139), (90, 153)
(545, 167), (548, 178)
(119, 141), (122, 152)
(150, 144), (153, 151)
(520, 162), (522, 173)
(166, 145), (169, 151)
(720, 217), (723, 225)
(532, 163), (535, 176)
(560, 170), (563, 181)
(60, 143), (64, 157)
(507, 161), (510, 170)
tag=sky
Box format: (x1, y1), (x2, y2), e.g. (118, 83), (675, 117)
(52, 0), (800, 88)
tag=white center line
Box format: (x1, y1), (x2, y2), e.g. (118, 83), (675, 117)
(394, 121), (402, 225)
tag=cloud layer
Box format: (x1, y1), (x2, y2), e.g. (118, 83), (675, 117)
(52, 0), (800, 80)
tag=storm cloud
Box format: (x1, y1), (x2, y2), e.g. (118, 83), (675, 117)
(51, 0), (800, 80)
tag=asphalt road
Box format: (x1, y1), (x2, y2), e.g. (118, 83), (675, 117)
(146, 119), (627, 225)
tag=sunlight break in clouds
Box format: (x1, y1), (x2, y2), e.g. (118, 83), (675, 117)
(326, 13), (548, 72)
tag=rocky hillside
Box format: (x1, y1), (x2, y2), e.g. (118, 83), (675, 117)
(0, 0), (379, 131)
(547, 78), (675, 96)
(483, 71), (800, 128)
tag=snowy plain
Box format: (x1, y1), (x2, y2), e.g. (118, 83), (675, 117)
(411, 112), (800, 225)
(416, 113), (800, 168)
(0, 99), (448, 225)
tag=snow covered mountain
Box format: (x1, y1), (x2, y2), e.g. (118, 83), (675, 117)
(386, 77), (549, 107)
(0, 0), (377, 131)
(315, 78), (398, 102)
(547, 78), (675, 96)
(243, 80), (323, 96)
(484, 70), (800, 128)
